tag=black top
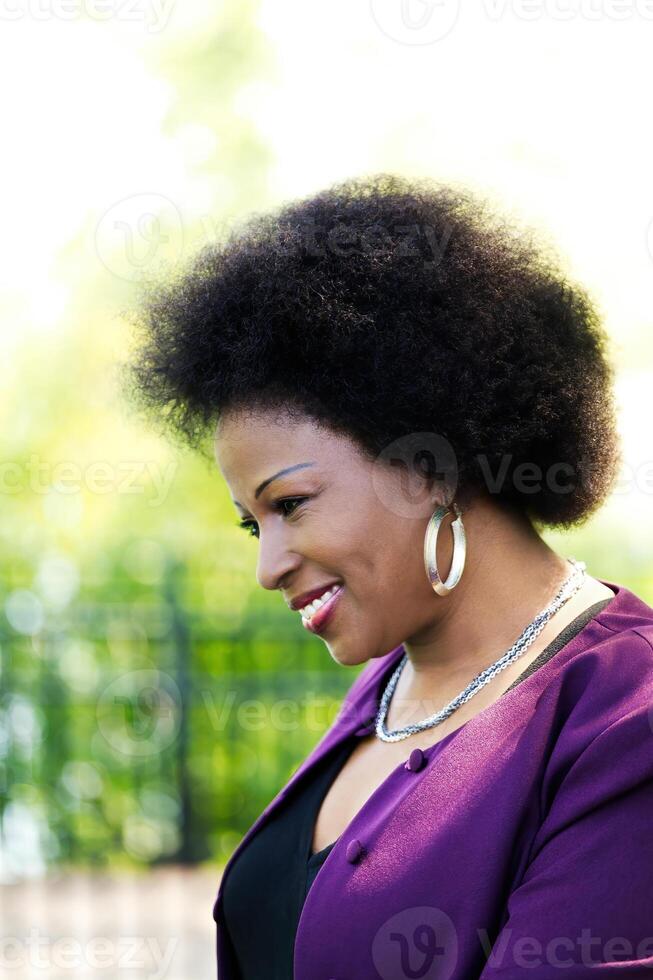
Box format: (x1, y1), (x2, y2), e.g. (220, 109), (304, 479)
(221, 597), (614, 979)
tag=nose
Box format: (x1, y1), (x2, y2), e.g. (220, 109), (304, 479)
(255, 528), (301, 591)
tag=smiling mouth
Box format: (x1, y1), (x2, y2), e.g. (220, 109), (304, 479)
(301, 585), (345, 634)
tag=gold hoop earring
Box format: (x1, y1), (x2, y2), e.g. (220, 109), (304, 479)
(423, 502), (466, 595)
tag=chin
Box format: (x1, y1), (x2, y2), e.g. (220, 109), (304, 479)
(326, 642), (383, 669)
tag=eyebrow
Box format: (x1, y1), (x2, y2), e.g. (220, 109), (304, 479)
(233, 462), (316, 509)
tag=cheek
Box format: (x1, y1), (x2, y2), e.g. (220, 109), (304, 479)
(309, 515), (373, 580)
(378, 517), (428, 596)
(345, 513), (416, 586)
(312, 489), (420, 577)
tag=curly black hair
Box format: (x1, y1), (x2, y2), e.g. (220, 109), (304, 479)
(121, 172), (622, 530)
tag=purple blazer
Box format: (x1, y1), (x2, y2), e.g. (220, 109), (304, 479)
(213, 578), (653, 978)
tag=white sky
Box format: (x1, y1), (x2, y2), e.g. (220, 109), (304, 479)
(1, 0), (651, 509)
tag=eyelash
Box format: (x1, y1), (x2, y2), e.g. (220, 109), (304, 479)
(236, 497), (308, 539)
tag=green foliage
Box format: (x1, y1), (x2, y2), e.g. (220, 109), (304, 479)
(0, 552), (357, 871)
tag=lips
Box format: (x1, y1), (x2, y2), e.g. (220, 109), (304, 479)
(302, 585), (345, 634)
(288, 581), (343, 612)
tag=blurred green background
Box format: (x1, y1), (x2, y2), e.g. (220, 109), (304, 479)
(1, 1), (653, 975)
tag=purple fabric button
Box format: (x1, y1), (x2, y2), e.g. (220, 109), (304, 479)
(404, 747), (425, 772)
(345, 838), (364, 863)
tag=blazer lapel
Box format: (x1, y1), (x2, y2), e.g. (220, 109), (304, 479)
(212, 643), (405, 923)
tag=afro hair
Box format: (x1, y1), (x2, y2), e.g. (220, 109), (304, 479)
(121, 172), (622, 530)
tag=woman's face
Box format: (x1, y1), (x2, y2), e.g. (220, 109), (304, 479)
(214, 408), (450, 667)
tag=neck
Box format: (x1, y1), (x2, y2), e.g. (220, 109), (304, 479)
(401, 496), (573, 699)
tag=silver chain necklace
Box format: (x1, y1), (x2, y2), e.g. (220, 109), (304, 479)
(375, 557), (587, 743)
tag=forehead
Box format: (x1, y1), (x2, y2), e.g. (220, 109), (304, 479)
(214, 408), (358, 487)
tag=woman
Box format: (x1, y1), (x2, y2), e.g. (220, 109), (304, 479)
(124, 174), (653, 978)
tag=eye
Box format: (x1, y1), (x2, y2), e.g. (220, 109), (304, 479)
(276, 496), (307, 518)
(236, 497), (308, 540)
(236, 519), (259, 539)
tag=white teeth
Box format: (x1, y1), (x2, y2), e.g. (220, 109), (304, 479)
(299, 584), (340, 618)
